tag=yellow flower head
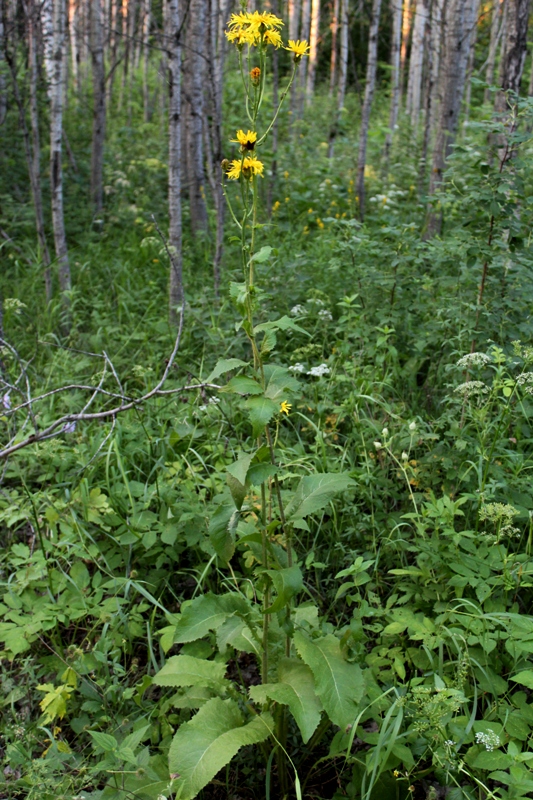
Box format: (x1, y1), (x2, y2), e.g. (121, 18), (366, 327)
(264, 29), (282, 47)
(286, 39), (310, 61)
(226, 10), (283, 48)
(226, 156), (264, 180)
(232, 129), (257, 150)
(280, 401), (292, 416)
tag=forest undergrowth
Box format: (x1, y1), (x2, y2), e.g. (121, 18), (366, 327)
(3, 55), (533, 800)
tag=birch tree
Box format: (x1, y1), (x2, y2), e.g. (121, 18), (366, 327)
(50, 0), (72, 305)
(494, 0), (531, 114)
(328, 0), (348, 157)
(165, 0), (184, 321)
(484, 0), (505, 103)
(399, 0), (412, 99)
(406, 0), (429, 127)
(384, 0), (402, 164)
(427, 0), (478, 234)
(90, 0), (106, 213)
(183, 0), (208, 235)
(142, 0), (151, 121)
(305, 0), (320, 103)
(356, 0), (382, 218)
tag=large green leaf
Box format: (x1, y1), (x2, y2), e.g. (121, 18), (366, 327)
(510, 670), (533, 689)
(285, 473), (355, 521)
(170, 593), (251, 643)
(216, 615), (261, 656)
(263, 365), (301, 401)
(168, 698), (273, 799)
(293, 632), (364, 730)
(250, 658), (322, 743)
(222, 376), (264, 396)
(206, 358), (248, 383)
(243, 396), (279, 437)
(153, 655), (227, 690)
(209, 502), (239, 560)
(264, 566), (303, 613)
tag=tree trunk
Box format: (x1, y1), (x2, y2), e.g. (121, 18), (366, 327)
(406, 0), (429, 127)
(427, 0), (477, 235)
(329, 0), (340, 96)
(183, 0), (208, 236)
(41, 0), (55, 92)
(463, 0), (481, 121)
(68, 0), (79, 92)
(305, 0), (320, 104)
(384, 0), (403, 164)
(297, 0), (311, 114)
(484, 0), (505, 103)
(288, 0), (301, 117)
(495, 0), (530, 111)
(166, 0), (184, 321)
(328, 0), (348, 157)
(90, 0), (106, 213)
(0, 0), (7, 126)
(419, 0), (443, 187)
(399, 0), (412, 101)
(142, 0), (151, 121)
(50, 0), (72, 309)
(356, 0), (382, 218)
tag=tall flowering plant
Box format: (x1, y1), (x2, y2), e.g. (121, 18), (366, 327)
(152, 12), (361, 800)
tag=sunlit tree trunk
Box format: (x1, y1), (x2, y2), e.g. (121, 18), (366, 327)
(288, 0), (301, 115)
(268, 0), (280, 211)
(183, 0), (208, 235)
(107, 0), (119, 106)
(305, 0), (320, 104)
(406, 0), (429, 127)
(166, 0), (184, 321)
(419, 0), (444, 185)
(90, 0), (106, 213)
(427, 0), (477, 234)
(484, 0), (505, 102)
(68, 0), (79, 92)
(399, 0), (412, 101)
(356, 0), (382, 218)
(463, 0), (481, 121)
(50, 0), (72, 310)
(384, 0), (403, 164)
(329, 0), (339, 96)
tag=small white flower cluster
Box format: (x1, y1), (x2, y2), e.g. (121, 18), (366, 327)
(199, 397), (221, 412)
(288, 363), (306, 373)
(2, 393), (11, 410)
(517, 372), (533, 395)
(307, 298), (325, 307)
(307, 363), (330, 377)
(443, 740), (456, 748)
(318, 309), (333, 321)
(290, 304), (306, 316)
(455, 380), (489, 399)
(456, 352), (491, 369)
(475, 730), (500, 752)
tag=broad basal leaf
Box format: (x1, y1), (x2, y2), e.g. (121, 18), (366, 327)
(285, 473), (355, 521)
(243, 396), (278, 437)
(209, 501), (240, 560)
(264, 566), (303, 613)
(153, 655), (227, 690)
(170, 592), (251, 644)
(293, 632), (364, 730)
(510, 670), (533, 689)
(206, 358), (248, 383)
(168, 698), (273, 799)
(222, 376), (263, 396)
(250, 658), (322, 743)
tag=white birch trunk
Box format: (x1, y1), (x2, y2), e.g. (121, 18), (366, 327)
(305, 0), (320, 104)
(406, 0), (429, 127)
(142, 0), (151, 121)
(68, 0), (79, 91)
(50, 0), (71, 304)
(495, 0), (530, 108)
(297, 0), (311, 114)
(356, 0), (382, 218)
(328, 0), (348, 157)
(166, 0), (184, 320)
(41, 0), (55, 93)
(384, 0), (403, 162)
(399, 0), (412, 101)
(90, 0), (106, 212)
(427, 0), (478, 232)
(183, 0), (208, 235)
